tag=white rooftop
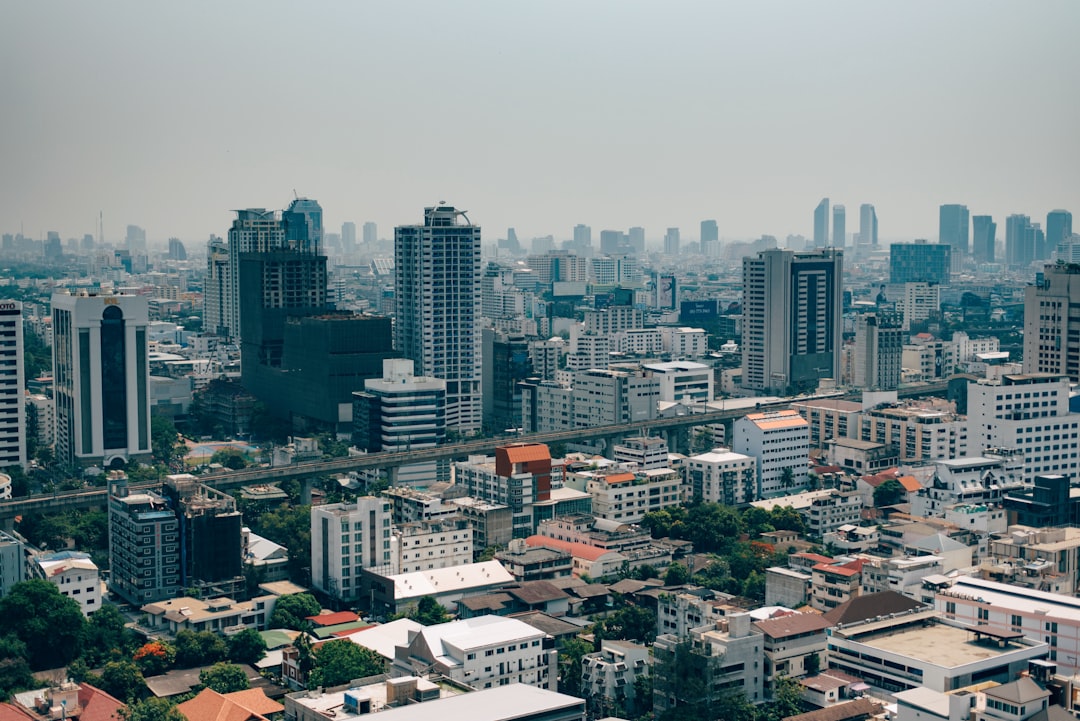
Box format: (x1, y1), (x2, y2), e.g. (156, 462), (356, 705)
(416, 615), (545, 661)
(372, 684), (582, 721)
(389, 560), (514, 601)
(690, 449), (753, 464)
(343, 618), (424, 662)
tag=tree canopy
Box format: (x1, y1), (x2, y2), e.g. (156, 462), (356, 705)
(199, 662), (250, 694)
(874, 478), (907, 507)
(0, 579), (85, 670)
(308, 640), (385, 688)
(268, 593), (322, 630)
(174, 629), (228, 668)
(227, 628), (267, 665)
(122, 697), (185, 721)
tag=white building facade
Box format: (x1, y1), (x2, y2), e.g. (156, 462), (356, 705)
(311, 498), (393, 604)
(733, 410), (811, 498)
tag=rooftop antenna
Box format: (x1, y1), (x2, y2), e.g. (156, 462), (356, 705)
(293, 189), (299, 200)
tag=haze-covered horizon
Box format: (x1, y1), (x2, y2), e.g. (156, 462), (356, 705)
(2, 1), (1077, 247)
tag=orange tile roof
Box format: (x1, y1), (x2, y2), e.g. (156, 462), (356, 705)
(77, 683), (126, 721)
(305, 610), (359, 626)
(0, 704), (32, 721)
(501, 443), (551, 463)
(526, 535), (616, 562)
(177, 688), (277, 721)
(897, 475), (921, 493)
(603, 473), (635, 485)
(222, 689), (284, 717)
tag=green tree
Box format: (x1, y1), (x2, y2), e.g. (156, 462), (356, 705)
(761, 676), (805, 721)
(133, 640), (175, 676)
(81, 603), (138, 666)
(683, 503), (743, 553)
(0, 635), (34, 702)
(805, 652), (821, 676)
(199, 662), (250, 694)
(595, 606), (657, 644)
(122, 697), (185, 721)
(557, 636), (593, 698)
(874, 478), (907, 507)
(780, 466), (795, 489)
(663, 561), (690, 586)
(410, 596), (450, 625)
(308, 640), (385, 688)
(742, 506), (775, 537)
(476, 544), (502, 562)
(174, 629), (228, 668)
(99, 660), (147, 703)
(210, 447), (248, 470)
(151, 416), (186, 468)
(250, 505), (311, 583)
(769, 505), (805, 534)
(268, 593), (322, 630)
(0, 579), (85, 670)
(227, 628), (267, 665)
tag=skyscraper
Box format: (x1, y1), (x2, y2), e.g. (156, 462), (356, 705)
(1047, 210), (1073, 254)
(341, 221), (357, 253)
(0, 301), (25, 469)
(701, 219), (719, 257)
(813, 199), (829, 248)
(599, 230), (625, 255)
(853, 313), (903, 391)
(741, 248), (843, 394)
(1024, 262), (1080, 382)
(220, 208), (286, 340)
(125, 225), (146, 254)
(972, 215), (996, 263)
(628, 227), (645, 254)
(859, 204), (878, 247)
(890, 240), (951, 285)
(363, 221), (378, 245)
(52, 293), (151, 470)
(939, 204), (970, 255)
(395, 205), (483, 434)
(204, 236), (230, 338)
(664, 227), (680, 256)
(1006, 214), (1033, 266)
(573, 224), (592, 251)
(832, 205), (846, 247)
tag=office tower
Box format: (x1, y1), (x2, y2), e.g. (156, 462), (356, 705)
(125, 225), (146, 254)
(664, 227), (680, 256)
(1005, 214), (1033, 266)
(44, 232), (63, 262)
(859, 204), (878, 247)
(108, 475), (180, 604)
(628, 226), (645, 254)
(832, 205), (846, 247)
(219, 209), (287, 340)
(311, 497), (393, 603)
(853, 313), (903, 391)
(204, 236), (230, 337)
(160, 474), (244, 598)
(741, 249), (843, 394)
(572, 224), (592, 251)
(52, 293), (151, 470)
(599, 230), (625, 254)
(939, 204), (970, 255)
(482, 330), (531, 434)
(530, 235), (555, 254)
(1047, 210), (1073, 253)
(1024, 263), (1080, 381)
(890, 240), (951, 285)
(81, 234), (94, 251)
(341, 221), (357, 254)
(282, 197), (323, 253)
(972, 215), (996, 263)
(363, 221), (377, 245)
(1029, 223), (1047, 261)
(732, 409), (810, 497)
(813, 199), (829, 248)
(166, 237), (187, 261)
(701, 219), (719, 257)
(352, 358), (448, 485)
(525, 250), (588, 287)
(0, 302), (25, 468)
(394, 205), (482, 434)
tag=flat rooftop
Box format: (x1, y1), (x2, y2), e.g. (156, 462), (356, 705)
(857, 623), (1034, 668)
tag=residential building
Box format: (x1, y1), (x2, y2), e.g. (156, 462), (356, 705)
(755, 613), (831, 695)
(0, 529), (26, 597)
(897, 282), (941, 331)
(494, 539), (573, 582)
(108, 475), (181, 605)
(910, 454), (1026, 519)
(311, 497), (393, 604)
(32, 551), (100, 616)
(519, 369), (658, 435)
(852, 313), (903, 391)
(765, 565), (813, 608)
(940, 205), (970, 255)
(641, 361), (712, 403)
(383, 486), (462, 526)
(565, 467), (682, 524)
(482, 329), (532, 433)
(685, 449), (758, 506)
(395, 205), (483, 434)
(365, 560), (516, 617)
(814, 199), (830, 249)
(1024, 262), (1080, 381)
(140, 593), (277, 635)
(0, 301), (24, 469)
(160, 474), (245, 599)
(26, 392), (54, 450)
(52, 292), (152, 470)
(792, 398), (862, 449)
(979, 525), (1080, 595)
(454, 443), (553, 538)
(859, 555), (944, 600)
(658, 326), (709, 358)
(733, 409), (811, 498)
(392, 518), (473, 575)
(742, 249), (843, 394)
(612, 435), (669, 470)
(811, 558), (865, 611)
(390, 612), (556, 689)
(805, 490), (864, 538)
(534, 514), (653, 553)
(581, 640), (651, 717)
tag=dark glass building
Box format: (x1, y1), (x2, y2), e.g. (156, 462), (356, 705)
(890, 240), (951, 285)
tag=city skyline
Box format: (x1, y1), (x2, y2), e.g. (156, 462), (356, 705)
(1, 2), (1077, 245)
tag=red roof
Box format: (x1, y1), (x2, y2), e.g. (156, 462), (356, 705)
(794, 552), (834, 564)
(813, 559), (866, 577)
(305, 610), (359, 626)
(0, 704), (32, 721)
(525, 535), (616, 563)
(500, 443), (551, 464)
(602, 473), (635, 485)
(77, 683), (126, 721)
(332, 624), (374, 637)
(897, 475), (921, 493)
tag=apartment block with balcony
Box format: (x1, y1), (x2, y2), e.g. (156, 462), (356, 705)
(811, 558), (866, 611)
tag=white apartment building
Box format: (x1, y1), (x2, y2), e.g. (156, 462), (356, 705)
(733, 410), (810, 498)
(590, 256), (641, 287)
(654, 613), (765, 709)
(584, 306), (644, 335)
(903, 340), (958, 381)
(392, 518), (473, 575)
(581, 640), (651, 716)
(311, 498), (393, 604)
(910, 453), (1026, 519)
(612, 328), (663, 356)
(526, 250), (588, 286)
(566, 330), (612, 371)
(685, 450), (758, 506)
(1024, 261), (1080, 381)
(0, 301), (24, 468)
(859, 400), (969, 463)
(454, 455), (538, 538)
(392, 615), (557, 691)
(565, 468), (682, 524)
(641, 361), (713, 403)
(612, 436), (669, 470)
(805, 490), (864, 538)
(897, 282), (941, 331)
(659, 326), (709, 358)
(967, 373), (1080, 479)
(528, 338), (563, 380)
(520, 369), (658, 434)
(33, 551), (101, 616)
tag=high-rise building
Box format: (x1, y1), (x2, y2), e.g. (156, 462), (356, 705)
(0, 530), (25, 597)
(220, 209), (287, 340)
(813, 199), (829, 248)
(108, 475), (180, 605)
(0, 301), (25, 469)
(160, 474), (244, 598)
(741, 249), (843, 394)
(939, 204), (970, 255)
(732, 410), (810, 498)
(572, 224), (592, 252)
(52, 293), (151, 470)
(394, 205), (482, 434)
(1028, 222), (1047, 262)
(628, 227), (645, 254)
(859, 204), (878, 247)
(832, 205), (846, 247)
(890, 240), (951, 285)
(204, 236), (230, 337)
(664, 227), (680, 256)
(362, 221), (378, 245)
(701, 219), (719, 257)
(1006, 214), (1033, 266)
(125, 225), (146, 254)
(853, 313), (903, 391)
(1047, 210), (1073, 254)
(311, 498), (393, 603)
(341, 222), (357, 253)
(972, 215), (996, 263)
(167, 238), (187, 261)
(482, 330), (532, 434)
(599, 230), (625, 255)
(1024, 262), (1080, 381)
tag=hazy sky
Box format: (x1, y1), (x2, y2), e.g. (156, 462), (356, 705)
(2, 1), (1078, 247)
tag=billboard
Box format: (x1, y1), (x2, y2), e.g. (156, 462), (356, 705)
(680, 299), (719, 322)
